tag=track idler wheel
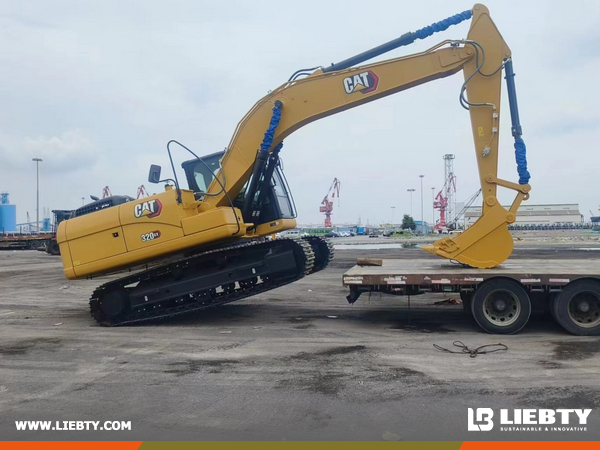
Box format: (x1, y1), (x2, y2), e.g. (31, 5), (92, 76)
(303, 237), (334, 272)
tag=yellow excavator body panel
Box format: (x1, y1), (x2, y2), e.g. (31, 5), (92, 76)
(57, 188), (250, 280)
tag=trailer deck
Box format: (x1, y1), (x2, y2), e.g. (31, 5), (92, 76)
(0, 233), (54, 250)
(343, 258), (600, 336)
(343, 258), (600, 288)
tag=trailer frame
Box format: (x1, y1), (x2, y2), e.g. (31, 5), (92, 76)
(343, 258), (600, 336)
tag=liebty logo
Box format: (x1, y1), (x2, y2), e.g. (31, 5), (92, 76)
(468, 408), (494, 431)
(468, 408), (592, 432)
(343, 71), (379, 95)
(134, 199), (162, 219)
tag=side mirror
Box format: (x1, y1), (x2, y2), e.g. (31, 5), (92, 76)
(148, 164), (162, 184)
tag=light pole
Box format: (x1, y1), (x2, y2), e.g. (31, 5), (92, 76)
(407, 188), (415, 217)
(391, 206), (396, 225)
(32, 158), (42, 232)
(431, 187), (435, 227)
(419, 175), (425, 234)
(81, 197), (85, 206)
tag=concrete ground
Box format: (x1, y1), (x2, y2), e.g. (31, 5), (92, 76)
(1, 242), (599, 441)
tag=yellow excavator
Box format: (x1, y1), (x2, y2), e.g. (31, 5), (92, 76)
(57, 4), (530, 325)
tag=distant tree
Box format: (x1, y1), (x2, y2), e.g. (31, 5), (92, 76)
(402, 214), (416, 231)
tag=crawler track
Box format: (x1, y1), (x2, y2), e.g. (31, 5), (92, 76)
(89, 237), (333, 326)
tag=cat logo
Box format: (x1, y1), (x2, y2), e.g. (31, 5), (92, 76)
(134, 199), (163, 219)
(343, 71), (379, 95)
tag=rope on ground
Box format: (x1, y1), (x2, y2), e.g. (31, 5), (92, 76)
(433, 341), (507, 358)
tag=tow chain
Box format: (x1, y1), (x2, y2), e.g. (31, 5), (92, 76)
(433, 341), (508, 358)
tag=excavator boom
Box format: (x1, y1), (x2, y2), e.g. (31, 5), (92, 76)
(203, 3), (530, 268)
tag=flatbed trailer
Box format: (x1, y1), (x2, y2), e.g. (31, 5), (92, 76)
(343, 259), (600, 336)
(0, 233), (54, 250)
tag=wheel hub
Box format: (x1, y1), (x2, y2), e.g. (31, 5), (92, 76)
(568, 292), (600, 328)
(483, 290), (520, 326)
(576, 301), (590, 313)
(493, 299), (507, 312)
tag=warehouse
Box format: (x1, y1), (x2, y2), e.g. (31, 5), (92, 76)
(464, 203), (583, 227)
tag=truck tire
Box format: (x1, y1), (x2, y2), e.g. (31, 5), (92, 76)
(549, 293), (560, 323)
(553, 280), (600, 336)
(460, 291), (473, 315)
(471, 278), (531, 334)
(48, 240), (61, 256)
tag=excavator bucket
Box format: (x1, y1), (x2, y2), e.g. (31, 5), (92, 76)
(422, 203), (513, 268)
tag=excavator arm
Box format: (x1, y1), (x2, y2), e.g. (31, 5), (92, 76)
(203, 3), (531, 268)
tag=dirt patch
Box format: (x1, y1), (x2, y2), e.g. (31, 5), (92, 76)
(72, 383), (94, 392)
(388, 322), (455, 334)
(165, 359), (241, 376)
(0, 337), (62, 356)
(364, 366), (427, 383)
(278, 371), (347, 396)
(538, 360), (564, 370)
(552, 340), (600, 361)
(291, 345), (368, 361)
(518, 387), (600, 409)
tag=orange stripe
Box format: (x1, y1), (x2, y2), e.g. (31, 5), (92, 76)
(3, 442), (142, 450)
(461, 442), (599, 450)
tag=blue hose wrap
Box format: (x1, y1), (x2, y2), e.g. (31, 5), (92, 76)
(514, 138), (530, 185)
(414, 10), (473, 40)
(259, 103), (282, 154)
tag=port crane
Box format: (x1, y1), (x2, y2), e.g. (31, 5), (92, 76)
(319, 178), (341, 228)
(137, 185), (150, 199)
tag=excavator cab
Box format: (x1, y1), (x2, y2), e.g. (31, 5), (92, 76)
(181, 152), (296, 224)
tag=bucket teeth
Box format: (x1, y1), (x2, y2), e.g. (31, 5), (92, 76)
(421, 244), (435, 255)
(421, 209), (514, 268)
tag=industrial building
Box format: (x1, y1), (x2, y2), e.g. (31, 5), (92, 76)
(464, 203), (583, 227)
(0, 192), (17, 232)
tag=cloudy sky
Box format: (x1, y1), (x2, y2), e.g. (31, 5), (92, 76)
(1, 0), (599, 227)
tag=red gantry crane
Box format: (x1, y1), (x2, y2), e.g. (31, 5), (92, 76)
(319, 178), (341, 228)
(434, 172), (456, 231)
(137, 185), (150, 199)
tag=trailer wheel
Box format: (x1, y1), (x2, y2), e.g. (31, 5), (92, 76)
(471, 279), (531, 334)
(553, 280), (600, 336)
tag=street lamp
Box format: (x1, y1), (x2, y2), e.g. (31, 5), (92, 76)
(407, 188), (415, 217)
(81, 197), (85, 206)
(419, 175), (425, 233)
(431, 187), (435, 228)
(391, 206), (396, 225)
(32, 158), (43, 232)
